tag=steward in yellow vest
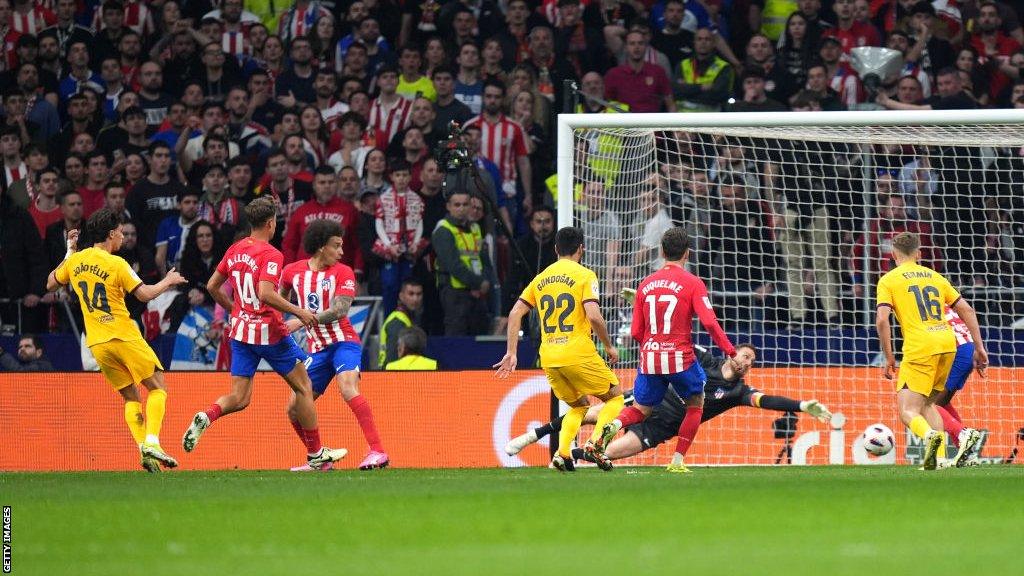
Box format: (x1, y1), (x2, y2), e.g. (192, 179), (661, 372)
(676, 28), (734, 112)
(430, 191), (493, 335)
(384, 326), (438, 370)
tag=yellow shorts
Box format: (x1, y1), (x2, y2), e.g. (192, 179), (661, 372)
(91, 339), (164, 391)
(897, 352), (955, 396)
(544, 357), (618, 403)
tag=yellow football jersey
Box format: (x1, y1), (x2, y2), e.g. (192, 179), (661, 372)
(876, 261), (960, 361)
(519, 258), (602, 367)
(55, 247), (145, 347)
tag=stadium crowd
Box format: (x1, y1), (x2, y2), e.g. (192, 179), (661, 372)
(1, 0), (1023, 366)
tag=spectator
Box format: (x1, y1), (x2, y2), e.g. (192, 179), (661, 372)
(194, 41), (242, 104)
(804, 61), (847, 110)
(0, 192), (47, 331)
(578, 181), (621, 293)
(652, 0), (694, 70)
(604, 30), (675, 113)
(155, 187), (201, 274)
(851, 193), (939, 296)
(283, 165), (363, 273)
(17, 63), (60, 141)
(432, 189), (493, 335)
(327, 111), (374, 175)
(255, 147), (313, 245)
(637, 184), (673, 273)
(43, 190), (82, 268)
(277, 0), (331, 46)
(178, 220), (223, 309)
(956, 47), (991, 105)
(480, 38), (507, 85)
(877, 66), (978, 109)
(0, 126), (25, 189)
(777, 11), (814, 93)
(527, 25), (578, 112)
(504, 205), (556, 314)
(676, 27), (734, 112)
(97, 105), (151, 162)
(971, 1), (1022, 101)
(727, 66), (788, 111)
(819, 36), (864, 107)
(128, 141), (188, 249)
(225, 86), (273, 159)
(887, 30), (932, 98)
(138, 61), (173, 133)
(196, 163), (244, 243)
(553, 0), (608, 77)
(373, 159), (427, 314)
(44, 0), (93, 60)
(391, 96), (441, 160)
(226, 156), (254, 203)
(78, 151), (111, 218)
(115, 220), (158, 319)
(0, 334), (53, 371)
(299, 104), (330, 168)
(59, 40), (104, 106)
(368, 64), (413, 150)
(384, 326), (438, 370)
(103, 181), (131, 222)
(822, 0), (882, 54)
(313, 70), (347, 132)
(276, 35), (317, 106)
(907, 1), (956, 79)
(397, 44), (435, 101)
(28, 167), (62, 236)
(465, 79), (532, 222)
(744, 33), (795, 105)
(379, 278), (424, 366)
(453, 42), (484, 115)
(432, 65), (474, 134)
(309, 15), (338, 71)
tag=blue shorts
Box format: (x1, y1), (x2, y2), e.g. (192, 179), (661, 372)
(307, 341), (362, 395)
(633, 361), (707, 407)
(945, 342), (975, 393)
(230, 338), (309, 378)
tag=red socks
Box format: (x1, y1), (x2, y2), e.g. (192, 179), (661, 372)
(204, 403), (223, 422)
(937, 405), (964, 446)
(616, 405), (646, 429)
(289, 419), (323, 455)
(347, 395), (384, 452)
(943, 403), (962, 423)
(674, 406), (704, 456)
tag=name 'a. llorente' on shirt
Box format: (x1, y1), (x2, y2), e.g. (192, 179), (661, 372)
(226, 253), (260, 272)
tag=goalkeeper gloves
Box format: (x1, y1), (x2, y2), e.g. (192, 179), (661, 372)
(800, 399), (832, 423)
(621, 287), (636, 305)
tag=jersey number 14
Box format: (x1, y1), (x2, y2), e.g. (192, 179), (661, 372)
(231, 270), (260, 310)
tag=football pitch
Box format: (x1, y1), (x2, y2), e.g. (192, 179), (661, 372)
(3, 466), (1022, 576)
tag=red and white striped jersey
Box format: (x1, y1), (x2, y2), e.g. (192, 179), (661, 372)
(216, 237), (290, 345)
(372, 189), (427, 258)
(92, 0), (154, 37)
(282, 260), (360, 352)
(277, 3), (331, 44)
(631, 263), (736, 374)
(4, 161), (27, 187)
(221, 31), (250, 58)
(463, 113), (528, 187)
(944, 306), (973, 346)
(0, 28), (21, 72)
(367, 96), (412, 149)
(11, 5), (55, 35)
(829, 64), (865, 108)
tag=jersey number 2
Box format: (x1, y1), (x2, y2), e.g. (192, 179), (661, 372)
(908, 285), (942, 321)
(231, 270), (260, 309)
(644, 294), (678, 335)
(539, 294), (574, 334)
(77, 281), (111, 314)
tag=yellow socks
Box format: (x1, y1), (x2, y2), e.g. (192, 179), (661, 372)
(557, 406), (588, 458)
(589, 394), (624, 444)
(124, 401), (146, 445)
(145, 389), (167, 446)
(908, 415), (932, 440)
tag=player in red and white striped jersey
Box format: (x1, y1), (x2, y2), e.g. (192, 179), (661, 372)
(281, 219), (389, 470)
(463, 80), (532, 214)
(182, 197), (348, 470)
(598, 227), (737, 473)
(935, 306), (983, 465)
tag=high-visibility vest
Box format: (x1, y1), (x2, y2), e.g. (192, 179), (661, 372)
(378, 309), (412, 367)
(546, 174), (583, 206)
(678, 56), (732, 112)
(760, 0), (798, 41)
(437, 219), (483, 289)
(247, 0), (281, 30)
(385, 355), (439, 370)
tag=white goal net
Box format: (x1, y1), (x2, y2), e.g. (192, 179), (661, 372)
(557, 110), (1024, 466)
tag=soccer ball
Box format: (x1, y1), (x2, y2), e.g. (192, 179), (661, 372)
(862, 423), (895, 456)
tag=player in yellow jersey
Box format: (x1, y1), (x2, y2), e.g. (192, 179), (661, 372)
(875, 232), (988, 470)
(46, 209), (187, 472)
(494, 227), (624, 472)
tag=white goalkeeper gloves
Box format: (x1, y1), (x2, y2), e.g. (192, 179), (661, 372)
(800, 400), (832, 423)
(621, 287), (636, 305)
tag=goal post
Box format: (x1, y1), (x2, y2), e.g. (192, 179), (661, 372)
(555, 109), (1024, 466)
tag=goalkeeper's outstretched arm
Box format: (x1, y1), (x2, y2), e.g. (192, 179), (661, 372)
(745, 392), (833, 422)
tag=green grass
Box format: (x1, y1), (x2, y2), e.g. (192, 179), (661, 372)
(3, 466), (1023, 576)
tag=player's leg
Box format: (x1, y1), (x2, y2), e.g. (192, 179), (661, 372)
(286, 348), (334, 471)
(119, 339), (178, 468)
(603, 431), (645, 460)
(584, 360), (624, 453)
(93, 342), (155, 471)
(598, 373), (660, 450)
(332, 343), (388, 470)
(665, 362), (708, 473)
(544, 367), (586, 471)
(504, 403), (606, 456)
(897, 356), (945, 470)
(274, 340), (348, 468)
(184, 340), (259, 452)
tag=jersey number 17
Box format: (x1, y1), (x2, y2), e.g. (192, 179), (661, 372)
(645, 294), (678, 335)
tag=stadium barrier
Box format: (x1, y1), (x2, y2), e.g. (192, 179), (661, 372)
(2, 369), (1019, 471)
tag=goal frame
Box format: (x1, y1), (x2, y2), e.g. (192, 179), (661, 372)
(555, 109), (1024, 327)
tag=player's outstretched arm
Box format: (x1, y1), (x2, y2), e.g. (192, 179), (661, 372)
(206, 271), (234, 312)
(494, 299), (529, 377)
(746, 392), (833, 423)
(584, 301), (618, 365)
(258, 280), (317, 327)
(875, 306), (897, 380)
(952, 298), (989, 378)
(133, 268), (188, 302)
